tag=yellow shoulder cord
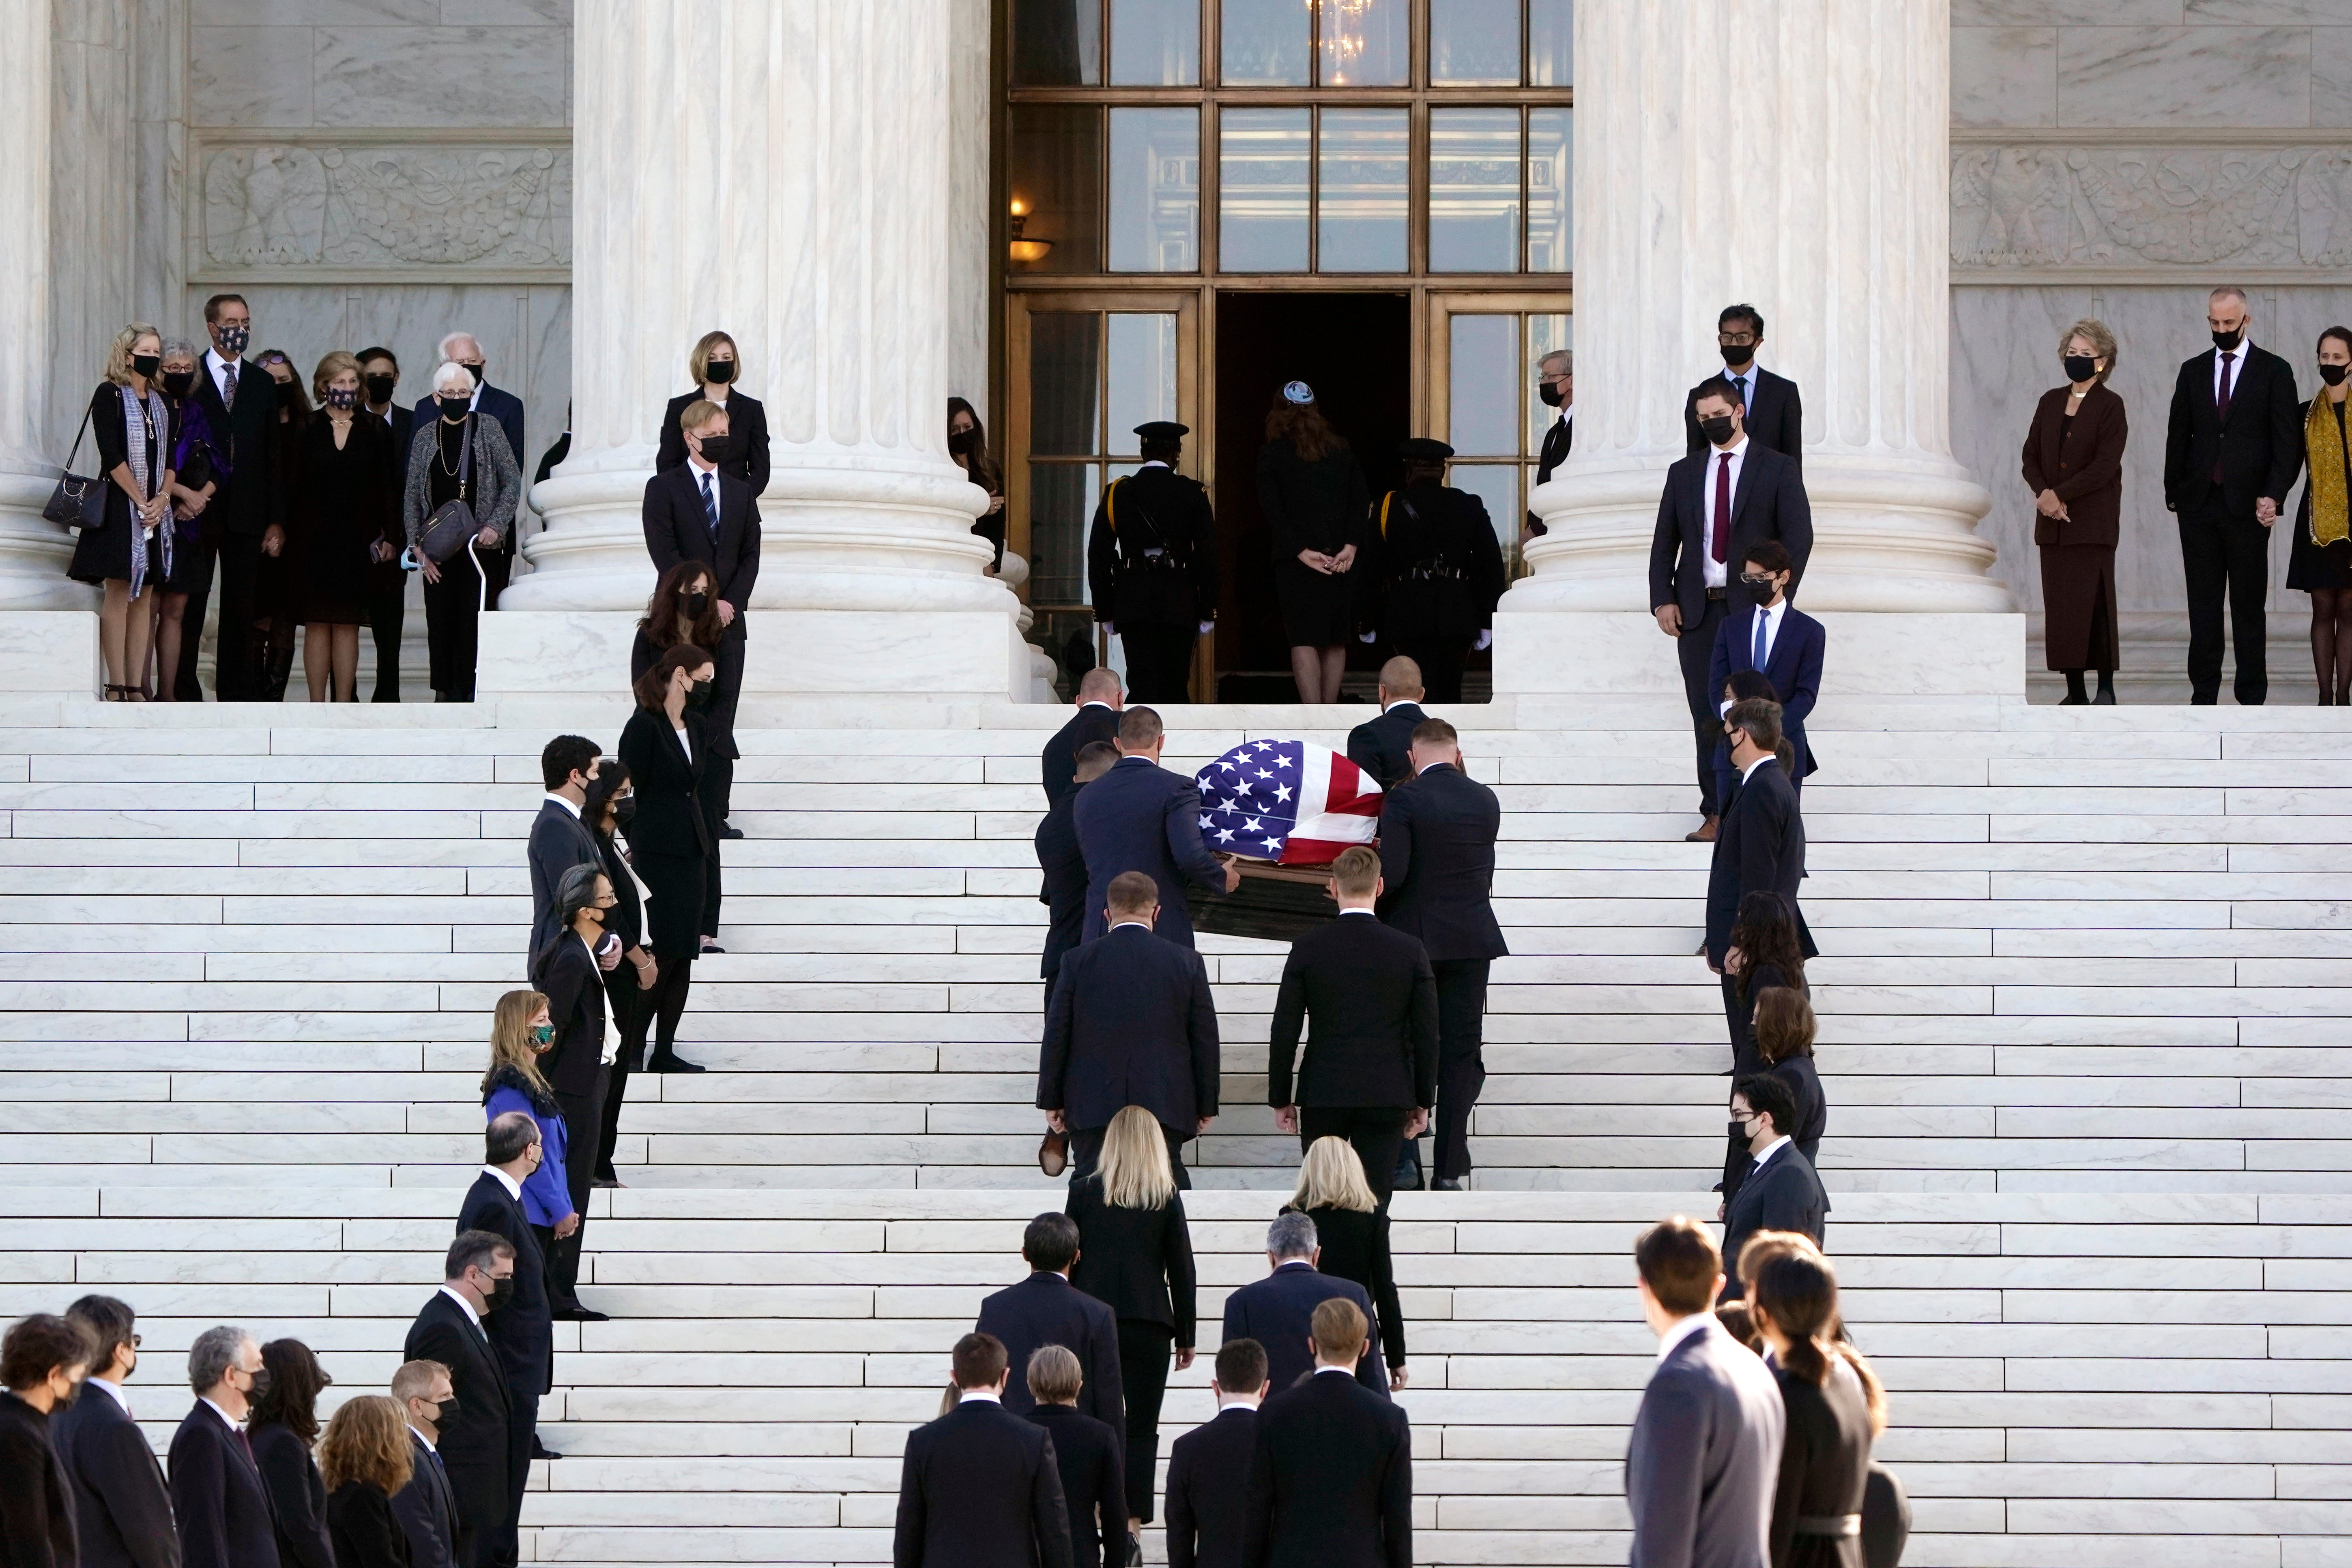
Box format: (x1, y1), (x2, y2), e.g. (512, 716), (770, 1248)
(1105, 477), (1120, 533)
(1379, 492), (1394, 539)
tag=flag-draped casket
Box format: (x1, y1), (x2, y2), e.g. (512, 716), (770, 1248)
(1183, 739), (1382, 941)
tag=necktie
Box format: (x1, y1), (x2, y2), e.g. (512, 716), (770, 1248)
(1753, 608), (1769, 670)
(700, 473), (719, 538)
(221, 361), (237, 410)
(1734, 374), (1750, 409)
(2214, 352), (2237, 483)
(1711, 453), (1732, 563)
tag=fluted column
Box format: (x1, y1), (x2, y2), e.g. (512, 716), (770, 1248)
(1513, 0), (2009, 615)
(510, 0), (1003, 619)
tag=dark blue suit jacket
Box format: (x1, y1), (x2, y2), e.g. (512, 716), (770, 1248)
(455, 1173), (552, 1397)
(975, 1273), (1126, 1431)
(1707, 604), (1824, 784)
(1039, 922), (1219, 1133)
(1071, 756), (1226, 948)
(167, 1402), (279, 1568)
(1219, 1263), (1383, 1398)
(412, 383), (524, 480)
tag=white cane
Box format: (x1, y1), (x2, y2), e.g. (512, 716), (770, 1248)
(468, 536), (487, 614)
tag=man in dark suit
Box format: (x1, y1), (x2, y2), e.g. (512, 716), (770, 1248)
(1042, 669), (1123, 805)
(1655, 376), (1813, 843)
(1240, 1299), (1410, 1568)
(166, 1325), (278, 1568)
(1040, 871), (1219, 1185)
(1377, 720), (1506, 1192)
(1071, 707), (1239, 948)
(388, 1362), (459, 1568)
(410, 335), (526, 610)
(0, 1313), (89, 1568)
(358, 347), (413, 703)
(528, 735), (605, 962)
(180, 293), (282, 702)
(1704, 699), (1815, 974)
(1087, 421), (1220, 703)
(1220, 1215), (1381, 1396)
(1269, 846), (1435, 1206)
(2163, 286), (2305, 705)
(1683, 305), (1802, 468)
(893, 1333), (1074, 1568)
(974, 1215), (1125, 1431)
(1706, 540), (1824, 795)
(1037, 741), (1116, 1013)
(402, 1232), (518, 1568)
(1344, 657), (1425, 790)
(54, 1295), (178, 1568)
(642, 399), (762, 832)
(1164, 1339), (1265, 1568)
(1521, 350), (1572, 543)
(1720, 1076), (1829, 1298)
(1626, 1217), (1783, 1565)
(455, 1116), (556, 1534)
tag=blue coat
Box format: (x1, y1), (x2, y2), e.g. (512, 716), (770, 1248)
(1707, 603), (1825, 795)
(484, 1070), (571, 1226)
(1071, 756), (1227, 948)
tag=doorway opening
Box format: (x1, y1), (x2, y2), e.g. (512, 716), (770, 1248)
(1212, 291), (1411, 702)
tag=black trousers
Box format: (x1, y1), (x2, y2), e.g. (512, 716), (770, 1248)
(1120, 623), (1196, 704)
(699, 766), (728, 939)
(710, 618), (746, 818)
(1068, 1121), (1191, 1189)
(1723, 974), (1761, 1078)
(424, 549), (486, 700)
(502, 1388), (535, 1566)
(2179, 496), (2270, 705)
(173, 536), (217, 700)
(549, 1069), (608, 1306)
(1675, 594), (1731, 814)
(1430, 958), (1490, 1181)
(367, 574), (405, 702)
(646, 953), (696, 1055)
(1394, 638), (1467, 705)
(190, 533), (264, 700)
(596, 966), (651, 1180)
(1117, 1317), (1175, 1524)
(1299, 1106), (1410, 1207)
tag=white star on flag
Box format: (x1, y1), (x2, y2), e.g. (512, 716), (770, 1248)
(1274, 784), (1293, 802)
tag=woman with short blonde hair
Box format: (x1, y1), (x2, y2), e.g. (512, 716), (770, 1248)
(658, 329), (770, 493)
(287, 349), (397, 701)
(1279, 1137), (1407, 1390)
(319, 1394), (416, 1568)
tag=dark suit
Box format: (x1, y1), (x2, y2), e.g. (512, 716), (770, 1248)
(976, 1273), (1126, 1431)
(1707, 605), (1825, 789)
(1026, 1405), (1123, 1568)
(365, 402), (415, 702)
(1343, 702), (1422, 792)
(166, 1401), (280, 1568)
(1089, 465), (1220, 702)
(1269, 913), (1436, 1204)
(1219, 1263), (1382, 1397)
(1625, 1316), (1783, 1567)
(52, 1383), (178, 1568)
(180, 352), (284, 701)
(248, 1424), (330, 1568)
(1650, 440), (1813, 818)
(2164, 342), (2303, 704)
(893, 1398), (1075, 1568)
(1042, 704), (1121, 806)
(524, 933), (610, 1288)
(1686, 366), (1803, 470)
(388, 1433), (456, 1568)
(642, 460), (761, 816)
(1164, 1405), (1256, 1568)
(401, 1292), (511, 1568)
(526, 799), (602, 963)
(0, 1391), (79, 1568)
(1040, 922), (1218, 1179)
(411, 384), (525, 609)
(1376, 763), (1506, 1185)
(326, 1482), (413, 1568)
(656, 390), (772, 496)
(1368, 481), (1505, 704)
(1035, 791), (1089, 1011)
(454, 1172), (552, 1549)
(1241, 1371), (1411, 1568)
(1523, 411), (1571, 537)
(1703, 758), (1815, 970)
(1071, 756), (1227, 948)
(1720, 1142), (1830, 1300)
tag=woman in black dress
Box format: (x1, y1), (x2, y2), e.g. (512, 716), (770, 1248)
(249, 351), (310, 701)
(619, 644), (716, 1072)
(1257, 382), (1370, 703)
(1065, 1104), (1196, 1537)
(1281, 1136), (1407, 1390)
(949, 396), (1007, 574)
(584, 759), (659, 1180)
(656, 331), (772, 494)
(291, 352), (401, 702)
(152, 338), (221, 700)
(2289, 326), (2352, 703)
(247, 1338), (335, 1568)
(634, 561), (733, 957)
(318, 1395), (415, 1568)
(1722, 985), (1826, 1209)
(1721, 889), (1809, 1077)
(67, 323), (176, 699)
(1751, 1251), (1879, 1568)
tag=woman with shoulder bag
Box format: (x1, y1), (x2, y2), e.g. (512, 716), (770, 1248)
(584, 760), (658, 1182)
(404, 360), (521, 702)
(67, 323), (177, 700)
(620, 645), (717, 1074)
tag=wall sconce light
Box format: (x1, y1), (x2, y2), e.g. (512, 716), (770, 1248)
(1009, 197), (1052, 263)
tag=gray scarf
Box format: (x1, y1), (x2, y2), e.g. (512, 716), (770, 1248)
(118, 383), (172, 598)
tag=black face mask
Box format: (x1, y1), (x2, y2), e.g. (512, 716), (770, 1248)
(439, 395), (472, 420)
(273, 378), (300, 408)
(246, 1365), (274, 1402)
(1538, 381), (1565, 408)
(681, 591), (710, 619)
(685, 678), (716, 711)
(131, 353), (161, 380)
(611, 794), (638, 826)
(948, 428), (977, 455)
(363, 374), (397, 405)
(482, 1274), (513, 1312)
(1699, 414), (1736, 446)
(461, 362), (487, 388)
(1719, 341), (1755, 366)
(2323, 363), (2349, 387)
(325, 387), (357, 410)
(162, 371), (196, 399)
(705, 359), (735, 384)
(2063, 354), (2098, 384)
(432, 1396), (458, 1428)
(695, 435), (732, 466)
(1728, 1117), (1752, 1142)
(2212, 327), (2243, 353)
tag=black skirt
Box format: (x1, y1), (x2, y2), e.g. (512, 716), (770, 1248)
(1275, 558), (1364, 647)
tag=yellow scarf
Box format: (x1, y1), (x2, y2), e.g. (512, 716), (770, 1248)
(2308, 394), (2349, 548)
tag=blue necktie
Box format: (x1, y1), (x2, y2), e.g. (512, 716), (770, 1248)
(700, 473), (719, 539)
(1753, 609), (1768, 671)
(1735, 373), (1749, 408)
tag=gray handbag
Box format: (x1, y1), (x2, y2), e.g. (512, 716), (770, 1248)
(419, 418), (479, 563)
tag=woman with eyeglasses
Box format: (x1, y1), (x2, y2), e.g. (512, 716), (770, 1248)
(2020, 319), (2126, 706)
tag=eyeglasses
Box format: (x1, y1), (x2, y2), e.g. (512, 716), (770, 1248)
(1718, 333), (1758, 348)
(1738, 573), (1775, 587)
(129, 1335), (142, 1348)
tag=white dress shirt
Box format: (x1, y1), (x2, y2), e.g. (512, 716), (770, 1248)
(200, 1397), (244, 1431)
(436, 1283), (485, 1332)
(1740, 753), (1775, 784)
(1701, 436), (1750, 590)
(542, 792), (582, 819)
(204, 346), (243, 402)
(1747, 1133), (1792, 1174)
(407, 1424), (439, 1454)
(481, 1164), (522, 1201)
(956, 1388), (1001, 1405)
(1655, 1312), (1711, 1363)
(86, 1375), (132, 1415)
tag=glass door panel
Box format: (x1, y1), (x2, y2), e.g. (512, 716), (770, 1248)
(1429, 295), (1573, 571)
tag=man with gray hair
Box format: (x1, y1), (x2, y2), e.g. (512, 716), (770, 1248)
(1216, 1214), (1383, 1397)
(1524, 348), (1572, 543)
(2163, 284), (2304, 705)
(165, 1326), (277, 1568)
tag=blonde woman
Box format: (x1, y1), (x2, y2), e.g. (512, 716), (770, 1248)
(657, 329), (771, 492)
(290, 350), (401, 701)
(318, 1394), (416, 1568)
(1281, 1137), (1408, 1390)
(480, 989), (583, 1312)
(2288, 326), (2352, 702)
(1066, 1104), (1196, 1540)
(67, 323), (177, 698)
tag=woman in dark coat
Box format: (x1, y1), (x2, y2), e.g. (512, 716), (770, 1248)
(619, 644), (716, 1072)
(1257, 382), (1370, 702)
(2288, 326), (2352, 703)
(1751, 1252), (1878, 1568)
(318, 1394), (416, 1568)
(247, 1338), (335, 1568)
(633, 560), (733, 956)
(1721, 889), (1808, 1078)
(1065, 1105), (1196, 1536)
(247, 351), (311, 701)
(1281, 1136), (1407, 1388)
(2021, 319), (2126, 705)
(68, 323), (176, 699)
(949, 396), (1007, 573)
(584, 760), (659, 1180)
(291, 352), (402, 702)
(1722, 984), (1826, 1209)
(655, 331), (772, 494)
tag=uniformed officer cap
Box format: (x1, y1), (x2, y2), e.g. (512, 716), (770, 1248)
(1398, 437), (1454, 462)
(1134, 421), (1190, 442)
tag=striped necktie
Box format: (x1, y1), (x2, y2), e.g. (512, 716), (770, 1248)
(700, 472), (719, 538)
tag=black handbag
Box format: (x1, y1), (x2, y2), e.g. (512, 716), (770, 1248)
(41, 408), (106, 531)
(419, 418), (480, 563)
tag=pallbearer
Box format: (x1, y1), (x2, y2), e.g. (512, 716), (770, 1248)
(1366, 439), (1505, 705)
(1087, 421), (1219, 704)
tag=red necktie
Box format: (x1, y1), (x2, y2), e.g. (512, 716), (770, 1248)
(1711, 453), (1732, 563)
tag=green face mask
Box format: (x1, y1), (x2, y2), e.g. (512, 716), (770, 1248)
(530, 1024), (555, 1048)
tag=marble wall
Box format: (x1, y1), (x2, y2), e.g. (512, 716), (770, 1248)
(47, 0), (137, 461)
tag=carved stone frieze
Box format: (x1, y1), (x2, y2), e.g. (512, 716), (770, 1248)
(200, 144), (570, 268)
(1952, 144), (2352, 271)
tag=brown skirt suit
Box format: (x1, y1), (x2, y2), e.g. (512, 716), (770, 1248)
(2021, 381), (2127, 672)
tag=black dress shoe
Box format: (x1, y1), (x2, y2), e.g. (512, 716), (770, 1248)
(1429, 1177), (1464, 1192)
(699, 941), (727, 955)
(552, 1305), (610, 1322)
(531, 1439), (561, 1460)
(720, 823), (745, 840)
(2092, 687), (2116, 705)
(647, 1051), (706, 1073)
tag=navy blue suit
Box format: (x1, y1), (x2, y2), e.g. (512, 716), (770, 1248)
(1071, 756), (1227, 948)
(1219, 1262), (1383, 1397)
(1707, 603), (1824, 807)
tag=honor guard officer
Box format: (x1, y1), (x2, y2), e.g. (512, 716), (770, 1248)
(1088, 421), (1219, 704)
(1367, 439), (1506, 705)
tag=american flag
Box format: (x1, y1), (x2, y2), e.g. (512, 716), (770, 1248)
(1194, 739), (1383, 865)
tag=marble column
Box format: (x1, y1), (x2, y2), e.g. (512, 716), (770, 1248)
(510, 0), (1014, 690)
(1514, 0), (2009, 620)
